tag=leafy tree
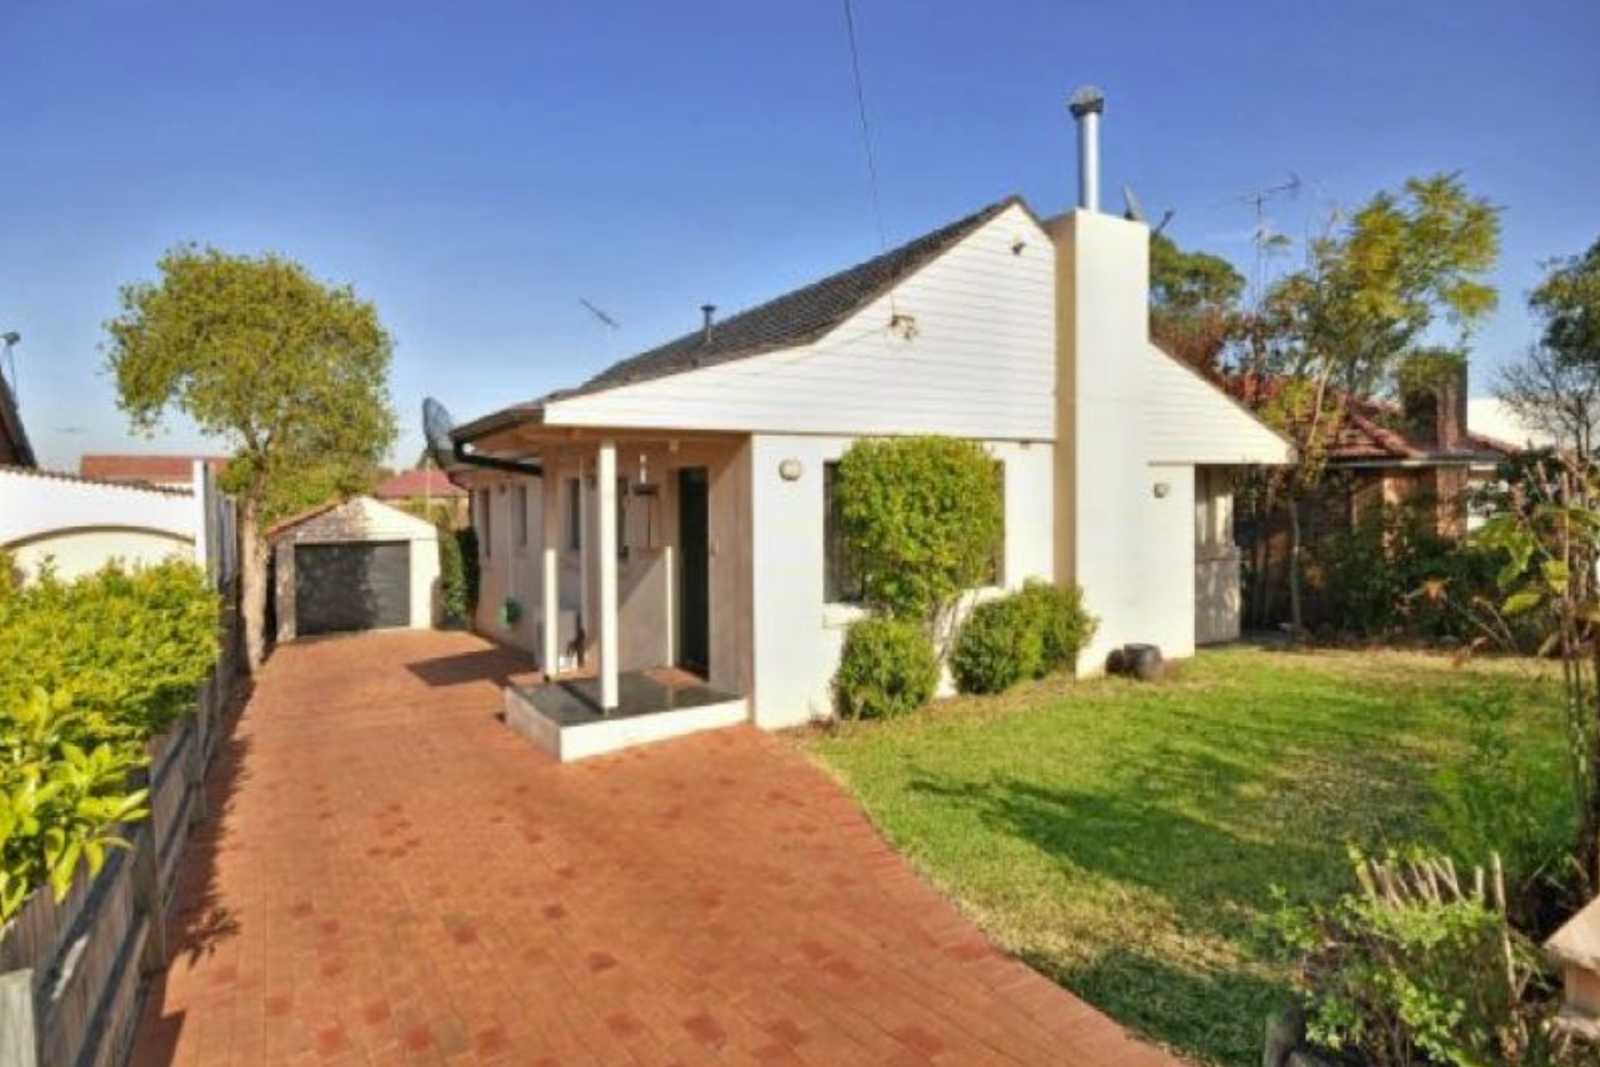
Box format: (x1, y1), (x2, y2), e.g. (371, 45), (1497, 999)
(1497, 237), (1600, 457)
(106, 246), (396, 669)
(1243, 174), (1500, 631)
(1149, 231), (1246, 371)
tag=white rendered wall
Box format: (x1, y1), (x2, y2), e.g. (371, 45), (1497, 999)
(0, 467), (198, 580)
(1140, 464), (1197, 660)
(11, 529), (190, 579)
(1053, 210), (1156, 673)
(748, 433), (1054, 729)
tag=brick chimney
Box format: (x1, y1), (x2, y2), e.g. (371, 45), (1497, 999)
(1402, 361), (1469, 450)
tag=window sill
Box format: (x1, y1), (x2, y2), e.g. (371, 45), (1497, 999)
(821, 602), (868, 629)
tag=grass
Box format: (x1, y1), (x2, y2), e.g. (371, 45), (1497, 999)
(806, 646), (1571, 1067)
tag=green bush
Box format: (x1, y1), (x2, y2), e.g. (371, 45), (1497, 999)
(1314, 503), (1505, 642)
(456, 527), (480, 614)
(833, 617), (939, 720)
(951, 581), (1095, 694)
(438, 524), (469, 623)
(1, 690), (151, 920)
(0, 559), (218, 920)
(0, 559), (221, 743)
(1274, 849), (1564, 1067)
(950, 596), (1043, 694)
(834, 436), (1002, 622)
(1018, 580), (1096, 674)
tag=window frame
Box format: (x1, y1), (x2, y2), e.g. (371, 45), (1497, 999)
(477, 488), (492, 559)
(514, 484), (529, 551)
(565, 478), (582, 553)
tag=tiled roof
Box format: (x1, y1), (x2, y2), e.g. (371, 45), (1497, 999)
(454, 195), (1027, 441)
(374, 469), (466, 499)
(1232, 374), (1516, 463)
(1332, 401), (1516, 462)
(79, 453), (229, 484)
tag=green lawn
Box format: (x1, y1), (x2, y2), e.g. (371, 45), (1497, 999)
(806, 646), (1569, 1067)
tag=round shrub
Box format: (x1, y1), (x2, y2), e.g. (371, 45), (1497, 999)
(1018, 579), (1096, 673)
(951, 581), (1096, 694)
(833, 616), (939, 720)
(950, 596), (1043, 694)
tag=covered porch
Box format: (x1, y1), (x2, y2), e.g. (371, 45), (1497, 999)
(456, 416), (755, 761)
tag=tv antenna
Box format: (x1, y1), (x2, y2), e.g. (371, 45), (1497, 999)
(579, 298), (619, 331)
(1231, 172), (1303, 301)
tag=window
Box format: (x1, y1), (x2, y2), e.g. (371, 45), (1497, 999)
(616, 477), (630, 561)
(990, 461), (1006, 587)
(514, 484), (529, 549)
(823, 463), (862, 604)
(477, 488), (492, 559)
(565, 478), (581, 552)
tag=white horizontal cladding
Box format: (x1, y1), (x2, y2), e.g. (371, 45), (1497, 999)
(545, 204), (1056, 440)
(1143, 346), (1292, 465)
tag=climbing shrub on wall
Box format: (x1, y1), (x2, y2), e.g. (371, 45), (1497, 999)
(833, 436), (1002, 627)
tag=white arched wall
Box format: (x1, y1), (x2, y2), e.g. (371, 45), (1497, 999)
(7, 526), (193, 580)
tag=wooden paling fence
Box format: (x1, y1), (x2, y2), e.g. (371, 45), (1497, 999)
(0, 597), (241, 1067)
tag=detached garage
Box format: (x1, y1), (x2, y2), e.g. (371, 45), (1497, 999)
(272, 496), (439, 641)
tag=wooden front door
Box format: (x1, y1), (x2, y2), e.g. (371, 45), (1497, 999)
(677, 467), (711, 675)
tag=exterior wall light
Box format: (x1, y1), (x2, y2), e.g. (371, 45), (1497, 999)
(778, 458), (804, 481)
(1153, 482), (1171, 499)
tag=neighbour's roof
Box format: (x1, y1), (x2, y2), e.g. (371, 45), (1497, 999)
(1229, 374), (1517, 465)
(374, 469), (466, 499)
(79, 453), (229, 485)
(454, 195), (1030, 441)
(1331, 402), (1516, 464)
(0, 374), (34, 468)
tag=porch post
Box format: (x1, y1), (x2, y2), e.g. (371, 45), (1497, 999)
(597, 441), (620, 711)
(541, 452), (561, 678)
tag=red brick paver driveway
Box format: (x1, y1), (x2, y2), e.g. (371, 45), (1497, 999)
(133, 630), (1180, 1067)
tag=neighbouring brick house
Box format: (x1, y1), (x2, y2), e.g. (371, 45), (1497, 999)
(373, 467), (468, 527)
(79, 452), (230, 488)
(1237, 364), (1519, 626)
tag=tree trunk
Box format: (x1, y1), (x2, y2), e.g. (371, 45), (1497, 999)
(1287, 492), (1305, 636)
(238, 497), (270, 672)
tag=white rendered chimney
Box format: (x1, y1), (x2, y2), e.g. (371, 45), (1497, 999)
(1068, 86), (1105, 212)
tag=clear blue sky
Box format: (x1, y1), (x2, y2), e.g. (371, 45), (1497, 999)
(2, 0), (1595, 469)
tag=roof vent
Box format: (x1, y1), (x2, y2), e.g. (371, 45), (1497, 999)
(700, 304), (717, 346)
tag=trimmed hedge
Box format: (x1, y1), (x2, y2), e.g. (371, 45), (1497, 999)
(833, 616), (939, 720)
(0, 557), (219, 919)
(951, 580), (1095, 695)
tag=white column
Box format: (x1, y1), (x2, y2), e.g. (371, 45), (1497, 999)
(597, 441), (619, 711)
(541, 454), (561, 678)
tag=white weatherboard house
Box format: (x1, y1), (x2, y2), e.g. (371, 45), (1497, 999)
(452, 99), (1290, 760)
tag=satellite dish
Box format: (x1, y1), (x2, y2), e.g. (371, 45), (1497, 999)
(1123, 185), (1176, 236)
(1122, 185), (1147, 224)
(422, 397), (457, 471)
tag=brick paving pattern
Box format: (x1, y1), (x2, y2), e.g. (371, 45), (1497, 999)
(132, 630), (1182, 1066)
